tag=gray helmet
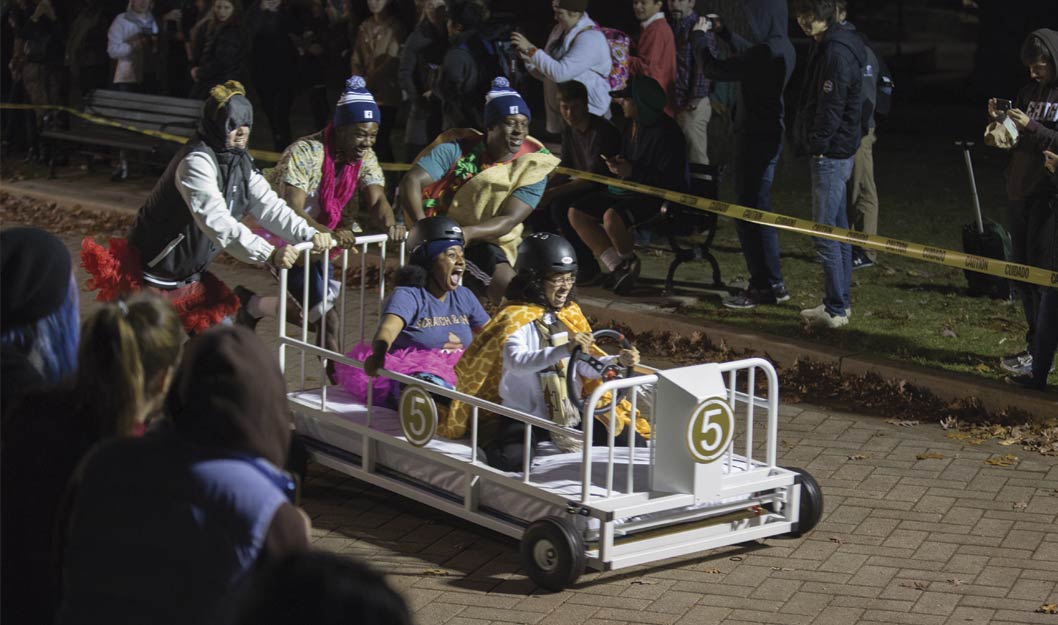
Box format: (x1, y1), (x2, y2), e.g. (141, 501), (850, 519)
(515, 233), (578, 279)
(407, 216), (464, 262)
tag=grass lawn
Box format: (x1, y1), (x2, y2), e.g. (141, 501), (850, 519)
(627, 111), (1054, 386)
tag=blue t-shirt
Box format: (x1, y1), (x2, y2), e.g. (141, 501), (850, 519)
(417, 141), (547, 208)
(384, 286), (490, 351)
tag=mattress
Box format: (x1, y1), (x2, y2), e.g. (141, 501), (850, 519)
(290, 387), (750, 527)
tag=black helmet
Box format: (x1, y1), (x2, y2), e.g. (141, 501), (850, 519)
(515, 233), (578, 279)
(407, 216), (464, 261)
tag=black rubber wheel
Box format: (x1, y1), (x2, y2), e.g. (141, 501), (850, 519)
(787, 467), (824, 537)
(520, 515), (585, 592)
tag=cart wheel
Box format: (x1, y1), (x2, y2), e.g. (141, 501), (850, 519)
(521, 516), (585, 592)
(788, 467), (824, 538)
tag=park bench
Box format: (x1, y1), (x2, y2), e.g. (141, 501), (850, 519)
(631, 165), (724, 295)
(42, 89), (201, 179)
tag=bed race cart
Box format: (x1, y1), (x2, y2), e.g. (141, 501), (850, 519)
(278, 240), (824, 591)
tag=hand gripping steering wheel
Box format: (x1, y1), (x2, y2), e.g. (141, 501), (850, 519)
(566, 329), (635, 417)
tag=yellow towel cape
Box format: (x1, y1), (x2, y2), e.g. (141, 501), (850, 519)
(441, 302), (651, 442)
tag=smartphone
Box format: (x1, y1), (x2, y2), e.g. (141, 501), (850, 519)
(996, 98), (1012, 112)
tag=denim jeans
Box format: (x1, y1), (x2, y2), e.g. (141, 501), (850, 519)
(810, 155), (855, 317)
(734, 138), (784, 292)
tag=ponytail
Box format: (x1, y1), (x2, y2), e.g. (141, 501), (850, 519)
(76, 303), (145, 437)
(75, 295), (185, 437)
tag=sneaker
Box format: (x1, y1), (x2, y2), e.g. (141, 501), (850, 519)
(1000, 350), (1032, 375)
(800, 304), (849, 329)
(611, 255), (641, 296)
(233, 285), (261, 331)
(851, 248), (875, 270)
(773, 285), (791, 303)
(723, 288), (779, 309)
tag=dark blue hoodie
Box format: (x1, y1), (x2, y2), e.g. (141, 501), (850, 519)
(792, 23), (867, 159)
(691, 0), (795, 141)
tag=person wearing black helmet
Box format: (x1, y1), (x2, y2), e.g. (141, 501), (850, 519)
(337, 216), (490, 405)
(442, 233), (647, 471)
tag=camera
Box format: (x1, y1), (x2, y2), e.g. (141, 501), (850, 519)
(995, 98), (1012, 112)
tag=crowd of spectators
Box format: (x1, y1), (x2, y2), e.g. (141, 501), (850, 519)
(0, 227), (413, 625)
(2, 0), (1056, 371)
(0, 3), (1056, 621)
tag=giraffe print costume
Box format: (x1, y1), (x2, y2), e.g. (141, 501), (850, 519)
(441, 301), (651, 442)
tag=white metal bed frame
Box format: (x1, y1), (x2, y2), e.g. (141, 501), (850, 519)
(278, 238), (820, 589)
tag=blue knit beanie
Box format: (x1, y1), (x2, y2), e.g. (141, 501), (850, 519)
(483, 77), (531, 128)
(333, 76), (381, 126)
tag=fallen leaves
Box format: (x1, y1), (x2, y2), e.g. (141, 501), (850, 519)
(1012, 501), (1028, 511)
(423, 569), (450, 576)
(900, 580), (930, 590)
(702, 568), (722, 574)
(630, 578), (658, 585)
(829, 537), (845, 545)
(984, 454), (1019, 467)
(847, 453), (869, 461)
(1038, 604), (1058, 614)
(916, 452), (946, 460)
(886, 419), (920, 427)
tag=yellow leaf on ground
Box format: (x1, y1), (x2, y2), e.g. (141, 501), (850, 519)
(985, 454), (1019, 467)
(1037, 604), (1058, 614)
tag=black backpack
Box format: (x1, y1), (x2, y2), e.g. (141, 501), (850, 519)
(867, 42), (894, 117)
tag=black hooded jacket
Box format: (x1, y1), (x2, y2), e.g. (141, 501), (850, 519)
(793, 24), (867, 159)
(1006, 28), (1058, 201)
(691, 0), (795, 141)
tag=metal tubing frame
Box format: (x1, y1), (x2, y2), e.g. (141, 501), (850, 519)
(279, 235), (797, 573)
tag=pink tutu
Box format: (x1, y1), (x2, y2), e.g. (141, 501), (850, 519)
(335, 342), (462, 406)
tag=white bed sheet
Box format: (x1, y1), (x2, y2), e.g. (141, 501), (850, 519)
(291, 387), (748, 526)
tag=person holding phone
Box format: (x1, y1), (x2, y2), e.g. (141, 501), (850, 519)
(990, 29), (1058, 378)
(567, 75), (687, 295)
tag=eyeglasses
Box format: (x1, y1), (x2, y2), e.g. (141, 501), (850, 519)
(546, 275), (575, 287)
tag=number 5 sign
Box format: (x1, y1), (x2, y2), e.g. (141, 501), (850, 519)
(399, 386), (437, 447)
(686, 398), (734, 463)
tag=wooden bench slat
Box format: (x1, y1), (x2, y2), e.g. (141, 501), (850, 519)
(83, 107), (197, 132)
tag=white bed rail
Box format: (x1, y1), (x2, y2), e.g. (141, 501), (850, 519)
(277, 241), (781, 510)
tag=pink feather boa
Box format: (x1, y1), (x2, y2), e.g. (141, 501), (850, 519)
(317, 124), (361, 231)
(335, 342), (462, 406)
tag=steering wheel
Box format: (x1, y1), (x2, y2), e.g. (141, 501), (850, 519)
(566, 329), (635, 417)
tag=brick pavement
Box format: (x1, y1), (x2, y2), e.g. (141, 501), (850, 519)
(31, 221), (1058, 625)
(296, 403), (1058, 625)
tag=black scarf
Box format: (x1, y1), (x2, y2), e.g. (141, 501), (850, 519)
(196, 92), (255, 206)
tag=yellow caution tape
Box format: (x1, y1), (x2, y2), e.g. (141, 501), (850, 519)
(555, 167), (1058, 289)
(5, 102), (1055, 287)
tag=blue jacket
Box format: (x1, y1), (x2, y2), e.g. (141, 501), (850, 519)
(792, 25), (867, 159)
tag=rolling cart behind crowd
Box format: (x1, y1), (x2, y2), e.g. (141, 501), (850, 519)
(277, 238), (823, 591)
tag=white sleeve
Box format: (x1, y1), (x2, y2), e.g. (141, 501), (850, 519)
(502, 323), (570, 373)
(528, 30), (606, 83)
(175, 153), (303, 265)
(107, 18), (132, 60)
(246, 169), (318, 243)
